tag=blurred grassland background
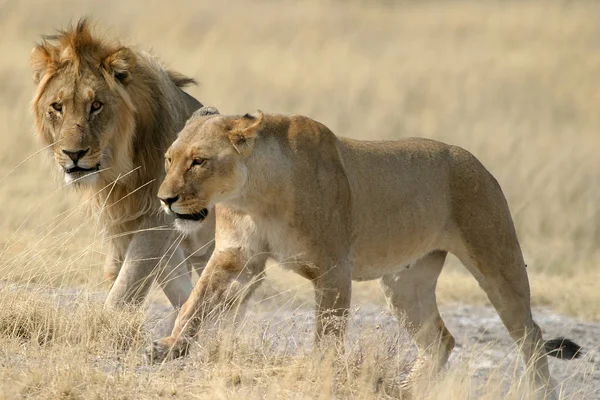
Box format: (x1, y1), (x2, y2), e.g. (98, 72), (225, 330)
(0, 0), (599, 318)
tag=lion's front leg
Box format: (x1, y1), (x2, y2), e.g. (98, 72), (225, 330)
(102, 235), (131, 290)
(103, 254), (120, 290)
(144, 248), (266, 364)
(104, 226), (193, 308)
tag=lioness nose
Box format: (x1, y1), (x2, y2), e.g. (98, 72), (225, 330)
(62, 148), (90, 164)
(159, 195), (179, 207)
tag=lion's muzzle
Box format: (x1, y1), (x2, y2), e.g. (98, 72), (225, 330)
(58, 147), (102, 184)
(62, 148), (89, 164)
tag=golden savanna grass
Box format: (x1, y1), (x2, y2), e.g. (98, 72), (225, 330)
(0, 0), (598, 398)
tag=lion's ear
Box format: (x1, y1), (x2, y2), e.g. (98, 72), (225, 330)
(228, 110), (264, 156)
(103, 47), (136, 84)
(30, 44), (55, 85)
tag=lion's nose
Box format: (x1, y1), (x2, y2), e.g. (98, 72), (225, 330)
(159, 195), (179, 207)
(62, 148), (90, 164)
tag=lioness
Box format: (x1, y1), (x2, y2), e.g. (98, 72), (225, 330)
(30, 19), (215, 310)
(146, 109), (580, 395)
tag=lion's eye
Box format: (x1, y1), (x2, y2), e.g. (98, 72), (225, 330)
(51, 102), (62, 112)
(91, 101), (103, 113)
(191, 158), (207, 168)
(165, 157), (172, 168)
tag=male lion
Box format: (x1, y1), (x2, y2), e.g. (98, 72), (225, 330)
(30, 19), (215, 311)
(146, 109), (581, 397)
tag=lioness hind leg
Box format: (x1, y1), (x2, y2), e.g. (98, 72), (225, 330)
(380, 251), (454, 390)
(454, 246), (555, 397)
(448, 157), (559, 397)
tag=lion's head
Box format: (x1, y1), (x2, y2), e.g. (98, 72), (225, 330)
(158, 107), (263, 233)
(30, 20), (141, 184)
(30, 19), (201, 228)
(30, 19), (140, 186)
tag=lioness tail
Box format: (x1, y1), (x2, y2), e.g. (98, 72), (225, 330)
(545, 337), (582, 360)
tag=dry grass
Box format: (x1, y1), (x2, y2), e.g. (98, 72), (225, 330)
(0, 0), (598, 398)
(0, 286), (596, 399)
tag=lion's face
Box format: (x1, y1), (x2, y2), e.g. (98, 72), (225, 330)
(30, 25), (136, 187)
(159, 112), (263, 233)
(34, 68), (133, 185)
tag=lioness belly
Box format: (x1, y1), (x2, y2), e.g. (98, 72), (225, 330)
(350, 224), (450, 281)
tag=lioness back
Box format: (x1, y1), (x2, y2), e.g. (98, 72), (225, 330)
(257, 115), (508, 280)
(336, 137), (512, 279)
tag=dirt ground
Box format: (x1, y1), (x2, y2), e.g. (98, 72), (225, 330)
(0, 280), (597, 399)
(145, 295), (600, 399)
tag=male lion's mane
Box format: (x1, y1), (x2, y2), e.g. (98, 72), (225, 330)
(31, 19), (200, 248)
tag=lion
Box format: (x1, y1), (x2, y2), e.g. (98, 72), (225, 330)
(145, 109), (581, 397)
(29, 19), (216, 312)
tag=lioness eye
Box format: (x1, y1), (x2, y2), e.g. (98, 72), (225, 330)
(51, 102), (62, 112)
(191, 158), (207, 168)
(91, 101), (103, 112)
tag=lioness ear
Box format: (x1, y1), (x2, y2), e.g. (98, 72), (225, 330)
(30, 44), (55, 85)
(103, 47), (136, 84)
(229, 110), (264, 156)
(192, 106), (220, 119)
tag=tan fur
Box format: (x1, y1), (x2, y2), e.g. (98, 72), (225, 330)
(30, 19), (215, 311)
(147, 112), (577, 397)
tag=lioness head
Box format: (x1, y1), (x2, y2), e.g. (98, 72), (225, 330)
(159, 108), (263, 233)
(30, 19), (137, 186)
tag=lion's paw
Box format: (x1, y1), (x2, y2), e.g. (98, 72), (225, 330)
(143, 337), (189, 365)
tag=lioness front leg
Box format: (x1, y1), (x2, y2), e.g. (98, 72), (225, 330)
(313, 261), (352, 345)
(144, 248), (267, 364)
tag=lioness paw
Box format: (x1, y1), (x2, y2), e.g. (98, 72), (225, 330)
(143, 337), (189, 365)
